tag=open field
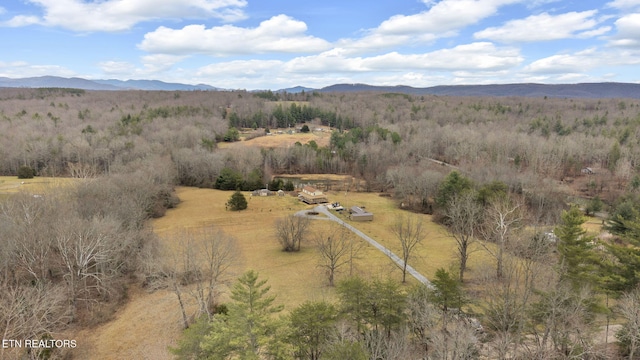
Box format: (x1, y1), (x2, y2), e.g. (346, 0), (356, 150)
(78, 187), (457, 359)
(218, 128), (332, 149)
(0, 176), (77, 195)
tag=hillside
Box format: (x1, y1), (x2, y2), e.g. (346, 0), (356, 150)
(2, 76), (640, 98)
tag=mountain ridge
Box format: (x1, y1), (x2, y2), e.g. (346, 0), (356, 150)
(1, 76), (640, 98)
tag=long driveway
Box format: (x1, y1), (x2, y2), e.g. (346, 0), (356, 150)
(297, 205), (433, 288)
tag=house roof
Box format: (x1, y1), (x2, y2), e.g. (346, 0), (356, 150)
(351, 206), (372, 215)
(302, 186), (320, 193)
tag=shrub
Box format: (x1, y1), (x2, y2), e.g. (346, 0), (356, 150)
(227, 191), (248, 211)
(17, 165), (36, 179)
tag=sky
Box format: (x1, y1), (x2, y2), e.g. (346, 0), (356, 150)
(0, 0), (639, 90)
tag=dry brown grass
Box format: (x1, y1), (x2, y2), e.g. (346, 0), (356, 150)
(218, 129), (331, 149)
(0, 176), (76, 195)
(75, 186), (463, 359)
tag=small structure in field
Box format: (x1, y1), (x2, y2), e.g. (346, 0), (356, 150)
(252, 189), (273, 197)
(298, 186), (328, 204)
(328, 202), (344, 211)
(349, 206), (373, 221)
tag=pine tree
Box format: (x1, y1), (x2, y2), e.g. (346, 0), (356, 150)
(555, 206), (599, 288)
(604, 217), (640, 293)
(227, 191), (248, 211)
(200, 270), (284, 359)
(289, 301), (337, 360)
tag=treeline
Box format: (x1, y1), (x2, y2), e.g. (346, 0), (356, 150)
(228, 102), (355, 130)
(2, 88), (639, 196)
(0, 157), (177, 359)
(171, 269), (478, 360)
(170, 182), (640, 359)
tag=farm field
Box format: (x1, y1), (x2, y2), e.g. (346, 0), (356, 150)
(75, 186), (464, 359)
(218, 128), (331, 149)
(0, 176), (76, 195)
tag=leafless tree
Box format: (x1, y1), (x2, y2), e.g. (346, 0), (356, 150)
(54, 215), (125, 318)
(187, 226), (239, 319)
(391, 214), (426, 283)
(0, 282), (69, 360)
(617, 287), (640, 359)
(315, 225), (363, 286)
(480, 195), (524, 279)
(444, 192), (483, 282)
(407, 285), (440, 356)
(275, 214), (311, 252)
(158, 226), (239, 328)
(429, 318), (479, 360)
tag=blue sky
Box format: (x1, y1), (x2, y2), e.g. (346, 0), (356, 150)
(1, 0), (639, 89)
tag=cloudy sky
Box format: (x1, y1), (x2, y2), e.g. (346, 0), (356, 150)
(1, 0), (639, 89)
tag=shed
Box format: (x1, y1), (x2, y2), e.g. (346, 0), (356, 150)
(252, 189), (273, 196)
(350, 206), (373, 221)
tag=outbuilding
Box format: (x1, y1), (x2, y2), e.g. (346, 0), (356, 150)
(349, 206), (373, 221)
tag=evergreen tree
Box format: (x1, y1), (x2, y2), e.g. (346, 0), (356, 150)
(289, 301), (337, 360)
(215, 167), (243, 190)
(555, 206), (599, 288)
(227, 191), (248, 211)
(435, 171), (474, 210)
(429, 268), (466, 313)
(336, 277), (370, 333)
(604, 217), (640, 293)
(200, 270), (284, 359)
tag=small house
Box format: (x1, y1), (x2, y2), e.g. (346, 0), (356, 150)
(298, 186), (328, 204)
(252, 189), (273, 196)
(350, 206), (373, 221)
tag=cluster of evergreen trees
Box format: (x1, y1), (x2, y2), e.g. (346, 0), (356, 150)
(171, 269), (473, 360)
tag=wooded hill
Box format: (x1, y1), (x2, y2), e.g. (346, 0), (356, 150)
(2, 87), (640, 358)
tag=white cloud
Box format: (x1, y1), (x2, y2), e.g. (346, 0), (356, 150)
(378, 0), (517, 35)
(338, 0), (519, 54)
(2, 15), (40, 27)
(139, 14), (331, 55)
(608, 13), (640, 48)
(524, 47), (640, 75)
(0, 61), (78, 78)
(474, 11), (604, 42)
(2, 0), (247, 32)
(607, 0), (640, 10)
(284, 42), (522, 74)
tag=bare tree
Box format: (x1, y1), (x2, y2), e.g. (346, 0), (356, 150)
(480, 195), (524, 279)
(391, 214), (426, 283)
(617, 287), (640, 359)
(444, 192), (483, 282)
(187, 226), (239, 319)
(158, 226), (239, 328)
(0, 282), (69, 360)
(275, 214), (311, 252)
(315, 225), (363, 286)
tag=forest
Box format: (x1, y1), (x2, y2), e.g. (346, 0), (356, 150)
(1, 87), (640, 359)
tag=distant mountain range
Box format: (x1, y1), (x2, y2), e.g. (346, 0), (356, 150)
(2, 76), (640, 99)
(0, 76), (220, 91)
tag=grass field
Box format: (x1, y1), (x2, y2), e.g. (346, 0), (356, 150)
(61, 183), (606, 359)
(218, 128), (331, 149)
(0, 176), (76, 195)
(76, 186), (463, 359)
